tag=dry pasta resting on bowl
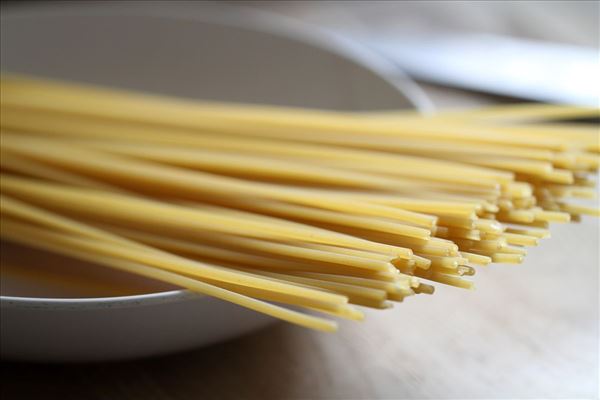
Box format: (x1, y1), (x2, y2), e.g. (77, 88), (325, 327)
(0, 5), (429, 362)
(1, 75), (598, 357)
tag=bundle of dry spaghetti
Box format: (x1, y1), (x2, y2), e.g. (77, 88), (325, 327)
(1, 74), (598, 331)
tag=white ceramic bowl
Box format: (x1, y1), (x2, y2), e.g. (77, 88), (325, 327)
(0, 3), (428, 362)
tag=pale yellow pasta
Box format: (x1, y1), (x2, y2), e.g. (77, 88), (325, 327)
(1, 74), (598, 331)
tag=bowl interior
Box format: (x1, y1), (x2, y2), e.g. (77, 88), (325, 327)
(0, 10), (418, 110)
(0, 8), (420, 300)
(1, 242), (177, 298)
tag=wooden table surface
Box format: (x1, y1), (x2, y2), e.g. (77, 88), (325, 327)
(1, 217), (598, 399)
(1, 2), (599, 399)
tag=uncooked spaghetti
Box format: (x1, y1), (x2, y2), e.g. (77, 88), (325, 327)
(1, 74), (598, 331)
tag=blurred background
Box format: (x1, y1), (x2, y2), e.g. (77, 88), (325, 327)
(1, 1), (598, 399)
(241, 0), (600, 107)
(243, 0), (599, 46)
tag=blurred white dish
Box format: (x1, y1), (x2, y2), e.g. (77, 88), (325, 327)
(0, 3), (427, 362)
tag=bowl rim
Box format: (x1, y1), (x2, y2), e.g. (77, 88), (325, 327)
(0, 290), (202, 310)
(0, 3), (431, 309)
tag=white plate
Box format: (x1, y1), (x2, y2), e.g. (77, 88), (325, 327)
(0, 3), (428, 362)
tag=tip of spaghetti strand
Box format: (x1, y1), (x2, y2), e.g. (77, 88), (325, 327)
(457, 265), (476, 276)
(414, 283), (435, 295)
(491, 253), (524, 264)
(534, 209), (571, 223)
(342, 306), (365, 321)
(379, 300), (394, 309)
(321, 321), (339, 333)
